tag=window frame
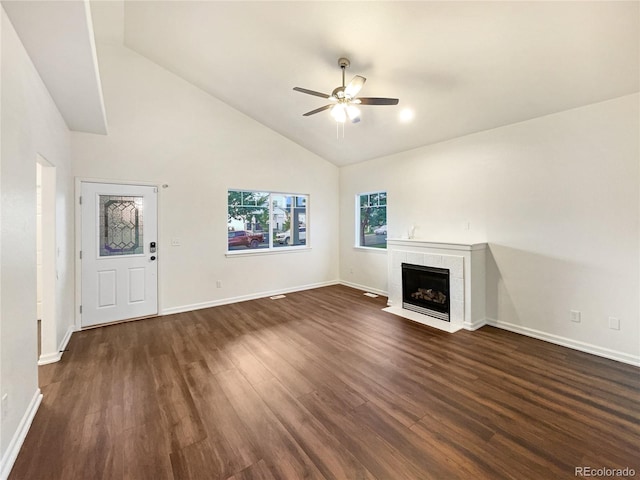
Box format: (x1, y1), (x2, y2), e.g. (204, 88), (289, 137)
(227, 189), (309, 255)
(355, 190), (387, 250)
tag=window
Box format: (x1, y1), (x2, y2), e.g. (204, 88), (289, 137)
(228, 190), (308, 252)
(99, 195), (144, 256)
(357, 191), (387, 249)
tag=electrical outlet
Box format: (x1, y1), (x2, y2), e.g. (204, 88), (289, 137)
(216, 280), (222, 288)
(570, 310), (581, 323)
(608, 317), (620, 330)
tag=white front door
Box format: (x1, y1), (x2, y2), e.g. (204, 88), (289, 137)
(81, 182), (158, 327)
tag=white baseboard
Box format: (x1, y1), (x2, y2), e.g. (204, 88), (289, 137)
(486, 318), (640, 367)
(161, 280), (341, 316)
(38, 324), (75, 366)
(339, 280), (388, 297)
(37, 351), (61, 366)
(463, 318), (488, 331)
(0, 389), (43, 480)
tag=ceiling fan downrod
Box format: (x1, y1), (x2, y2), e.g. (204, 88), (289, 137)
(338, 57), (350, 88)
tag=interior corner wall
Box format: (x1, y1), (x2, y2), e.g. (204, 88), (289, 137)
(339, 94), (640, 363)
(71, 44), (340, 313)
(0, 6), (73, 473)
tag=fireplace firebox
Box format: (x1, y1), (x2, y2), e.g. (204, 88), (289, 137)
(401, 263), (450, 321)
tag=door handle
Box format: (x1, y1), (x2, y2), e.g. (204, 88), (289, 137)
(150, 256), (156, 261)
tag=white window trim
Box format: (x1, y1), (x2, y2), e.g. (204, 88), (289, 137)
(355, 190), (387, 250)
(353, 246), (388, 253)
(225, 246), (311, 258)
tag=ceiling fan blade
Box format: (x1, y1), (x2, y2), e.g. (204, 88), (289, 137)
(303, 104), (332, 116)
(357, 97), (399, 105)
(293, 87), (331, 99)
(344, 75), (366, 98)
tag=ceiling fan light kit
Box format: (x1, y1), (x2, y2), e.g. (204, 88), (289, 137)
(293, 57), (399, 131)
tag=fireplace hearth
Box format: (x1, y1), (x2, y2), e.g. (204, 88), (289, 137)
(402, 263), (450, 321)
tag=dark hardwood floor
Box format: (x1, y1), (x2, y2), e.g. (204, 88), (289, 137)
(10, 285), (640, 479)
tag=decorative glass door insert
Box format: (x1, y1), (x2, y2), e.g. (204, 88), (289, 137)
(99, 195), (144, 256)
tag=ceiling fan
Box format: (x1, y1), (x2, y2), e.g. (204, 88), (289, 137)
(293, 57), (399, 124)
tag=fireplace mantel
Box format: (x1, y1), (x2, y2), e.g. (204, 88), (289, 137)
(384, 239), (487, 333)
(387, 239), (488, 251)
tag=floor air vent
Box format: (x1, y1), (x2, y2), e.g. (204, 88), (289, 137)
(270, 295), (287, 300)
(363, 292), (379, 298)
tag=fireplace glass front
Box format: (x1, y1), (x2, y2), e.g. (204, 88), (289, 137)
(401, 263), (450, 321)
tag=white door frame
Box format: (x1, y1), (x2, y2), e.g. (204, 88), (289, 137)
(74, 177), (162, 330)
(37, 156), (58, 364)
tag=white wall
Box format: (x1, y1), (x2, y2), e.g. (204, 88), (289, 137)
(0, 6), (74, 474)
(340, 94), (639, 363)
(71, 43), (339, 314)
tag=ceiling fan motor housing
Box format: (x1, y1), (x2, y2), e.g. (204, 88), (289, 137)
(332, 86), (346, 99)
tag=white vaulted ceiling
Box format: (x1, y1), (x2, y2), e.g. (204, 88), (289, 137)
(116, 1), (639, 166)
(11, 1), (640, 165)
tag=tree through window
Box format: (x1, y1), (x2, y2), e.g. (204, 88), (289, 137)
(357, 191), (387, 249)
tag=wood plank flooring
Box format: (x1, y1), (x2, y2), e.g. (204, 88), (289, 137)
(10, 285), (640, 479)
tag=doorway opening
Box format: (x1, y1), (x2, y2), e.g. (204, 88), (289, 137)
(36, 156), (57, 365)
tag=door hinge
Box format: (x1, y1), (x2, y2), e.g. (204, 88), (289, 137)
(79, 250), (82, 259)
(154, 187), (158, 193)
(79, 196), (82, 205)
(79, 305), (83, 314)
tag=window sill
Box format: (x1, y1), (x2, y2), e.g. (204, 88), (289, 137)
(353, 246), (388, 254)
(226, 246), (311, 258)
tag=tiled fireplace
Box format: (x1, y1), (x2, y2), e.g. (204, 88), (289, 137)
(384, 240), (487, 333)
